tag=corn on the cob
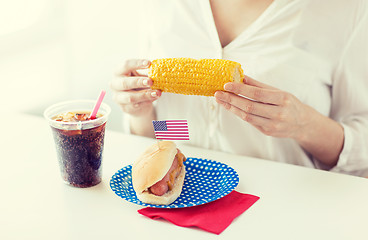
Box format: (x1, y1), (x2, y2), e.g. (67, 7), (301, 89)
(148, 58), (244, 96)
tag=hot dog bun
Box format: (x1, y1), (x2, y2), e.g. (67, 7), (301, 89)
(132, 141), (186, 205)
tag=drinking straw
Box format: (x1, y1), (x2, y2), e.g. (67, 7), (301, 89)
(89, 90), (106, 119)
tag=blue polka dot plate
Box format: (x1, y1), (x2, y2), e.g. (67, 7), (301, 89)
(110, 157), (239, 208)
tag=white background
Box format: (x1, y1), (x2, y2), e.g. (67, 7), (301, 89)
(0, 0), (141, 131)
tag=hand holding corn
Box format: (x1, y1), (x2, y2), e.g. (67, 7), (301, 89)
(148, 58), (245, 96)
(110, 59), (161, 117)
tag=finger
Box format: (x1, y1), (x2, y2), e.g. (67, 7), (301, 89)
(215, 91), (279, 119)
(216, 97), (290, 137)
(215, 98), (271, 126)
(115, 59), (151, 76)
(224, 82), (284, 105)
(120, 101), (154, 115)
(112, 89), (161, 105)
(243, 75), (277, 90)
(110, 76), (152, 91)
(130, 69), (147, 77)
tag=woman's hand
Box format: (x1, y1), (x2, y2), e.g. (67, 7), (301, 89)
(214, 75), (344, 166)
(214, 76), (311, 140)
(110, 59), (161, 117)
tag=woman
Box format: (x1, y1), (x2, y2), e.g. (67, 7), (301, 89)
(110, 0), (368, 176)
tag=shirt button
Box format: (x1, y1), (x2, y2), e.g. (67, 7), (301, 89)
(210, 104), (215, 110)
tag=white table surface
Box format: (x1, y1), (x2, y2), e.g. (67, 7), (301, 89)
(1, 113), (368, 240)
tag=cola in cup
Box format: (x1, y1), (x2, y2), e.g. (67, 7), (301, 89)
(44, 100), (111, 188)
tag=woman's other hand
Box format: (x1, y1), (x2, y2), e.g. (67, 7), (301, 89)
(215, 76), (311, 139)
(215, 75), (343, 166)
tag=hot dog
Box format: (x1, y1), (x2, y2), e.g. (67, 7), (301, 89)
(132, 141), (186, 205)
(148, 149), (185, 196)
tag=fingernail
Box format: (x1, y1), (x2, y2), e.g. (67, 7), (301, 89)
(224, 83), (233, 91)
(151, 91), (157, 97)
(133, 103), (139, 108)
(143, 79), (148, 86)
(142, 60), (149, 67)
(214, 91), (223, 98)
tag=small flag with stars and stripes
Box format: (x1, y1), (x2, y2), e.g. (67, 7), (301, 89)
(152, 120), (189, 140)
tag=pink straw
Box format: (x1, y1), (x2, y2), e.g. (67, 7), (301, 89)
(89, 90), (106, 119)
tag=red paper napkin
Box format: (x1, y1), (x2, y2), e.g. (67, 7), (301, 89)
(138, 191), (259, 235)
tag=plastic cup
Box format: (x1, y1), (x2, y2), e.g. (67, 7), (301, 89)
(44, 100), (111, 188)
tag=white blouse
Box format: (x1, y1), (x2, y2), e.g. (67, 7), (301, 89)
(127, 0), (368, 176)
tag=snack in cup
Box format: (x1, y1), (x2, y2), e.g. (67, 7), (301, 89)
(44, 100), (110, 188)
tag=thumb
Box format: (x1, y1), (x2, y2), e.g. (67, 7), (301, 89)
(115, 59), (151, 76)
(244, 75), (277, 90)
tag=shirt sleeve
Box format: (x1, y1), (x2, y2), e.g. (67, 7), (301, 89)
(122, 113), (132, 134)
(121, 0), (153, 134)
(329, 2), (368, 176)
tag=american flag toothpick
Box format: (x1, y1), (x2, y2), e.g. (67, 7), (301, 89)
(152, 120), (190, 148)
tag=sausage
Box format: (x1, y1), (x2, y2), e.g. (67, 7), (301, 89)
(167, 150), (185, 190)
(149, 149), (185, 196)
